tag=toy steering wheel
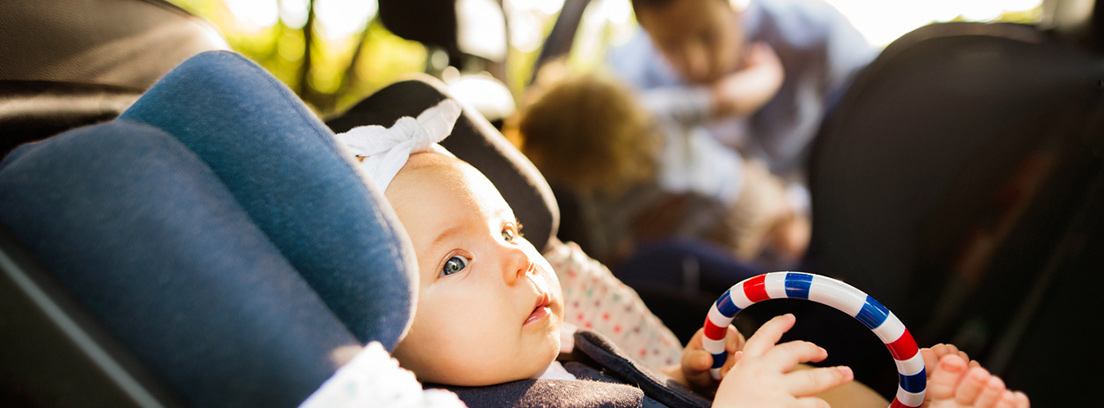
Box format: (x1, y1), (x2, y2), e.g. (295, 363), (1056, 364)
(702, 272), (925, 408)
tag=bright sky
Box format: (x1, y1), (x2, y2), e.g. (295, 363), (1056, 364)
(225, 0), (379, 39)
(823, 0), (1044, 46)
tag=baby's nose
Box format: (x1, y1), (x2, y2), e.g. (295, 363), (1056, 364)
(502, 246), (532, 285)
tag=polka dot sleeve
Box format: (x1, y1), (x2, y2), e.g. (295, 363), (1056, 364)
(546, 240), (683, 370)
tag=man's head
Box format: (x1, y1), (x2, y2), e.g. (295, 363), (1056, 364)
(632, 0), (744, 84)
(387, 152), (564, 386)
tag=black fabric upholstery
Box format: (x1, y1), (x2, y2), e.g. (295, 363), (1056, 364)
(0, 0), (228, 159)
(0, 0), (228, 89)
(442, 378), (649, 408)
(0, 81), (144, 157)
(810, 21), (1104, 322)
(571, 331), (710, 408)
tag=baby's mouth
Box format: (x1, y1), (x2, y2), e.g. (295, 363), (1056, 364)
(525, 291), (552, 326)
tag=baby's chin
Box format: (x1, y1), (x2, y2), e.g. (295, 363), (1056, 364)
(446, 353), (561, 387)
(521, 337), (563, 381)
(513, 324), (564, 383)
(429, 331), (563, 387)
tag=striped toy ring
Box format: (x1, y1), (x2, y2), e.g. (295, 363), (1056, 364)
(702, 272), (925, 408)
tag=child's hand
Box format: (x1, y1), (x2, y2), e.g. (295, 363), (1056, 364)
(711, 42), (785, 117)
(712, 314), (855, 408)
(671, 322), (746, 393)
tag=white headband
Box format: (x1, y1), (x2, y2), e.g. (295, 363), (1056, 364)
(334, 99), (463, 191)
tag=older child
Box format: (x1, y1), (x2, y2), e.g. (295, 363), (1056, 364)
(329, 100), (1028, 408)
(516, 70), (807, 267)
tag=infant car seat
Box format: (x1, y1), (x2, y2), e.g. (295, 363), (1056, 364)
(1, 50), (419, 407)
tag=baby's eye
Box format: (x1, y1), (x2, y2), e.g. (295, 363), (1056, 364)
(441, 255), (470, 277)
(502, 222), (523, 242)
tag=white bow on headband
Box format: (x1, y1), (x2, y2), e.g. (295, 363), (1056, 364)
(335, 99), (463, 191)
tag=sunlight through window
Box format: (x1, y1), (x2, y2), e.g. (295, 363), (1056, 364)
(225, 0), (279, 29)
(314, 0), (378, 40)
(824, 0), (1044, 46)
(279, 0), (310, 29)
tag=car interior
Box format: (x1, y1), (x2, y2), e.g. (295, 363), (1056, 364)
(2, 0), (1103, 406)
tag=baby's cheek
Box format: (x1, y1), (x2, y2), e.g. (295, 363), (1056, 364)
(424, 317), (506, 384)
(535, 258), (564, 295)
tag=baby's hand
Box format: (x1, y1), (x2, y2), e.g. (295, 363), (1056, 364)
(921, 343), (980, 374)
(712, 314), (854, 408)
(674, 323), (746, 393)
(922, 353), (1030, 408)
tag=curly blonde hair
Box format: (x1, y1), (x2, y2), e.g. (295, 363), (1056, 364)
(516, 71), (661, 195)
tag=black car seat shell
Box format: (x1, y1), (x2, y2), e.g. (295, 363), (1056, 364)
(808, 21), (1104, 404)
(0, 0), (229, 157)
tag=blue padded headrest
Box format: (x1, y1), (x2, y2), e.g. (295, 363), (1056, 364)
(0, 120), (364, 406)
(117, 51), (418, 348)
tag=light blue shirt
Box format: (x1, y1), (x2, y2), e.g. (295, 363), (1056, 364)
(657, 122), (745, 207)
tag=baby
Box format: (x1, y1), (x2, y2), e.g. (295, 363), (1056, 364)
(336, 100), (1029, 408)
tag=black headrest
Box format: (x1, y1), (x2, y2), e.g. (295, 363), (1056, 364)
(0, 0), (228, 157)
(377, 0), (458, 56)
(809, 21), (1104, 338)
(0, 0), (228, 88)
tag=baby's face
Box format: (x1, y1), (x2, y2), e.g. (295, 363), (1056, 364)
(387, 152), (563, 386)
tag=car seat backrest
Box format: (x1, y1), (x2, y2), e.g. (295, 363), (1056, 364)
(808, 21), (1104, 406)
(0, 0), (227, 88)
(811, 21), (1104, 313)
(0, 0), (228, 157)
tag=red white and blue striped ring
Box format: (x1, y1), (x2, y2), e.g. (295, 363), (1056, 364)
(702, 272), (925, 408)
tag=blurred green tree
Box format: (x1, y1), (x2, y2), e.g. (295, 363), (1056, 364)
(168, 0), (427, 117)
